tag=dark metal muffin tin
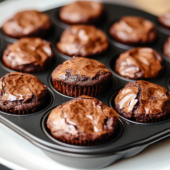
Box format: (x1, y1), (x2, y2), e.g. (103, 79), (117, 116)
(0, 3), (170, 169)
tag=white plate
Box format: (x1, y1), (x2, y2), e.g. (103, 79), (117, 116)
(0, 0), (170, 170)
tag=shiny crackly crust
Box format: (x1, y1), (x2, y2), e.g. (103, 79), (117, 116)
(51, 58), (112, 86)
(109, 17), (157, 45)
(0, 73), (48, 114)
(114, 81), (170, 123)
(59, 1), (104, 25)
(114, 48), (164, 80)
(47, 95), (119, 145)
(2, 39), (54, 73)
(2, 10), (51, 39)
(56, 25), (108, 57)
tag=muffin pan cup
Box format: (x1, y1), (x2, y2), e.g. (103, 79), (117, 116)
(0, 3), (170, 169)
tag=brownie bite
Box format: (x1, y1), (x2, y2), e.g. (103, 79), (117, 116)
(163, 36), (170, 58)
(2, 10), (51, 39)
(2, 37), (54, 73)
(59, 1), (104, 25)
(57, 25), (108, 57)
(51, 57), (112, 97)
(109, 16), (156, 45)
(158, 11), (170, 29)
(0, 72), (48, 114)
(47, 95), (119, 145)
(115, 47), (163, 80)
(114, 81), (170, 123)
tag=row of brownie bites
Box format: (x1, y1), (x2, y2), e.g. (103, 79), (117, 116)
(1, 72), (170, 145)
(1, 1), (170, 146)
(2, 2), (170, 78)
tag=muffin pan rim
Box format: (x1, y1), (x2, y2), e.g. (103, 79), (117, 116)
(1, 110), (170, 155)
(156, 19), (170, 36)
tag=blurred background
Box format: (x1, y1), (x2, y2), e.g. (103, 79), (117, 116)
(0, 0), (170, 25)
(0, 0), (170, 16)
(129, 0), (170, 15)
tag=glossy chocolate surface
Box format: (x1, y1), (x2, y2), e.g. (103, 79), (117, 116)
(47, 95), (118, 136)
(0, 72), (47, 102)
(2, 38), (53, 69)
(52, 57), (110, 81)
(116, 87), (138, 113)
(115, 47), (163, 79)
(109, 16), (156, 45)
(115, 80), (170, 115)
(59, 1), (104, 24)
(2, 10), (51, 38)
(57, 25), (108, 57)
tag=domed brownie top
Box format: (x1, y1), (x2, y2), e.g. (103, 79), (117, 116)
(52, 57), (111, 86)
(115, 80), (170, 115)
(57, 25), (108, 57)
(0, 72), (47, 102)
(59, 1), (104, 24)
(2, 38), (53, 69)
(2, 10), (51, 38)
(47, 95), (118, 136)
(109, 16), (156, 45)
(115, 47), (163, 79)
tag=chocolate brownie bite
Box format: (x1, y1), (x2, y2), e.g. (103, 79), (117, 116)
(2, 10), (51, 39)
(2, 37), (54, 73)
(57, 25), (108, 57)
(51, 57), (112, 97)
(47, 95), (119, 145)
(114, 80), (170, 123)
(0, 72), (48, 114)
(163, 36), (170, 58)
(109, 16), (156, 45)
(59, 1), (104, 25)
(158, 11), (170, 29)
(115, 47), (163, 80)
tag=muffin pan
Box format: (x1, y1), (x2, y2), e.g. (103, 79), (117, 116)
(0, 3), (170, 169)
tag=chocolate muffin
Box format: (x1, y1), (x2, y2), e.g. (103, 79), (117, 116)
(57, 25), (108, 57)
(0, 72), (48, 114)
(163, 37), (170, 58)
(51, 57), (112, 97)
(47, 95), (119, 145)
(2, 38), (54, 73)
(59, 1), (104, 25)
(114, 80), (170, 123)
(115, 47), (163, 80)
(158, 11), (170, 29)
(2, 10), (51, 39)
(109, 16), (156, 45)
